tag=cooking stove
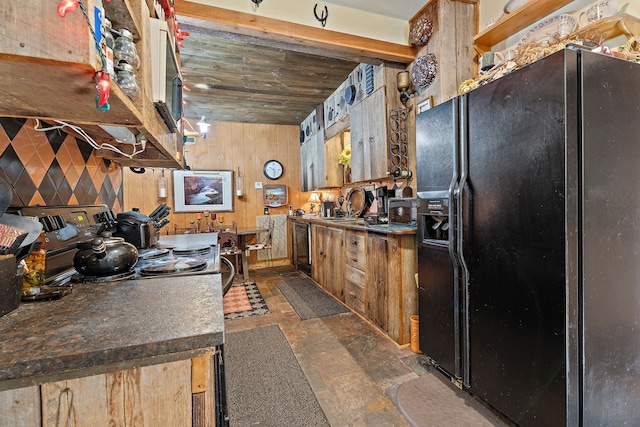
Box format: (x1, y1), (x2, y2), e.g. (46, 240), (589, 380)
(74, 240), (220, 283)
(16, 204), (221, 291)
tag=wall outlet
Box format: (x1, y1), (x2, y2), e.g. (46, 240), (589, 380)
(255, 182), (263, 189)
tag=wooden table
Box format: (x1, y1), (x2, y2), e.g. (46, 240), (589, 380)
(237, 228), (267, 280)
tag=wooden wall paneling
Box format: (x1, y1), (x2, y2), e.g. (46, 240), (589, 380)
(0, 386), (40, 426)
(106, 371), (127, 427)
(412, 0), (476, 106)
(123, 121), (303, 263)
(41, 375), (110, 427)
(386, 234), (401, 342)
(136, 360), (192, 427)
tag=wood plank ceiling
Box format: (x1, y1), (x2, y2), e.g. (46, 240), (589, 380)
(175, 2), (415, 126)
(178, 18), (359, 126)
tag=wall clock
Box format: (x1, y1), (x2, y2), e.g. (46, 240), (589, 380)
(263, 159), (284, 180)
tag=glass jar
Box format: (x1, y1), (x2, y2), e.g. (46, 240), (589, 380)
(23, 241), (46, 295)
(113, 28), (140, 69)
(115, 61), (141, 98)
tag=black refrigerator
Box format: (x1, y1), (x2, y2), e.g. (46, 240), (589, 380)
(416, 48), (640, 426)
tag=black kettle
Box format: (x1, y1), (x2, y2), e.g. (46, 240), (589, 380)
(73, 232), (138, 277)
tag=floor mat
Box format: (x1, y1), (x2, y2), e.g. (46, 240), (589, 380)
(396, 373), (509, 427)
(223, 281), (270, 320)
(225, 325), (330, 426)
(275, 275), (350, 320)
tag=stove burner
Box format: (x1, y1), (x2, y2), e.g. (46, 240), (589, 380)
(139, 258), (208, 276)
(138, 248), (170, 260)
(172, 246), (211, 257)
(78, 270), (137, 283)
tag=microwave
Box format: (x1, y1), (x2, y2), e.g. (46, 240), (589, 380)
(149, 17), (182, 132)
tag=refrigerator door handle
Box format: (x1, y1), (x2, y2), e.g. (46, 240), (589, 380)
(457, 94), (471, 388)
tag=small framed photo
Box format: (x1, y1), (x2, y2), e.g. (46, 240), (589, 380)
(417, 96), (434, 114)
(173, 170), (233, 212)
(263, 185), (288, 207)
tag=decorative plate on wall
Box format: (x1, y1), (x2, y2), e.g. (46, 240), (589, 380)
(411, 54), (438, 89)
(409, 14), (434, 47)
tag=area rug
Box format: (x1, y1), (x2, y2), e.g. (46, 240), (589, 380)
(225, 325), (330, 426)
(275, 276), (350, 320)
(223, 281), (270, 320)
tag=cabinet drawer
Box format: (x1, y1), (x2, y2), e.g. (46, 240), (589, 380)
(345, 232), (366, 269)
(345, 270), (365, 315)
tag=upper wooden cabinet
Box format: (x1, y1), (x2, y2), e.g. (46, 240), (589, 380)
(0, 0), (182, 168)
(300, 108), (325, 191)
(350, 87), (388, 182)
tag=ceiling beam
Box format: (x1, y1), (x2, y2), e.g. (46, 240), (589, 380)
(175, 1), (415, 64)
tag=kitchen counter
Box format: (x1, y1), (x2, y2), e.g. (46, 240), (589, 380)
(289, 215), (417, 235)
(0, 273), (223, 391)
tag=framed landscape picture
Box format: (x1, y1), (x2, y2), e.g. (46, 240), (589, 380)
(173, 170), (233, 212)
(262, 185), (288, 207)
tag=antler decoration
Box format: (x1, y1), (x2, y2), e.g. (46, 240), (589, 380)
(314, 4), (328, 28)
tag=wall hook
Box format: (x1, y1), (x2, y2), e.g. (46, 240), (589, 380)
(314, 4), (328, 28)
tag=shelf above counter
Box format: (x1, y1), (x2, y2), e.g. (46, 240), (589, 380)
(0, 0), (182, 168)
(474, 0), (574, 53)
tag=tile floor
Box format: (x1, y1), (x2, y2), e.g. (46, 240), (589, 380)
(225, 267), (508, 426)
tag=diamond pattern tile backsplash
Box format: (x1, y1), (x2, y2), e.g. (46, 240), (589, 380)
(0, 118), (123, 211)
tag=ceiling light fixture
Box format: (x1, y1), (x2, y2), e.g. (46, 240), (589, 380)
(196, 116), (210, 139)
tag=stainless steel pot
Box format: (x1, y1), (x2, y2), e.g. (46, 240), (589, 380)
(73, 233), (138, 277)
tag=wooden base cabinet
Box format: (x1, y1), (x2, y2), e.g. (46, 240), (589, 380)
(345, 230), (367, 314)
(0, 355), (218, 427)
(311, 224), (345, 301)
(365, 234), (389, 333)
(310, 222), (417, 345)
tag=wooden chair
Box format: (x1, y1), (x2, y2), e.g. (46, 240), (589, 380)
(218, 222), (242, 275)
(245, 218), (274, 267)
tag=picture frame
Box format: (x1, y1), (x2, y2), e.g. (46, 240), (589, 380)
(173, 170), (233, 212)
(262, 185), (288, 207)
(417, 96), (434, 114)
